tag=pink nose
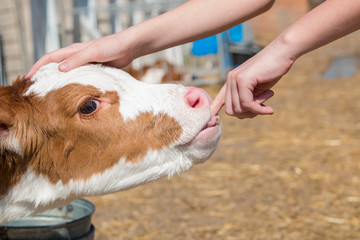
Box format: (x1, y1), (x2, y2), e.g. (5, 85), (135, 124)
(184, 87), (212, 109)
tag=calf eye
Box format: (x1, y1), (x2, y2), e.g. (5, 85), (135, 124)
(80, 99), (100, 115)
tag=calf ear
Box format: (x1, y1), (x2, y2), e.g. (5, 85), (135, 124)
(0, 107), (21, 156)
(0, 123), (9, 137)
(0, 108), (12, 137)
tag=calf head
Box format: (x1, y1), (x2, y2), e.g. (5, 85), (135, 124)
(0, 63), (221, 223)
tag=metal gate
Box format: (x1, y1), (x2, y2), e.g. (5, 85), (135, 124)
(0, 35), (6, 86)
(19, 0), (261, 85)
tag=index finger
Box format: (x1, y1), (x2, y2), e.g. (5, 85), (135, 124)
(26, 57), (53, 79)
(26, 53), (66, 79)
(25, 43), (89, 78)
(210, 84), (226, 116)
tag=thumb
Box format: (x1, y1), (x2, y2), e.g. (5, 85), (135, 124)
(210, 84), (226, 116)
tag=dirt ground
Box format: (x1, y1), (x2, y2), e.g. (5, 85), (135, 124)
(87, 2), (360, 239)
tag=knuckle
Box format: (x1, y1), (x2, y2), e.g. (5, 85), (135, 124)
(226, 71), (233, 80)
(234, 72), (245, 82)
(234, 73), (241, 80)
(226, 70), (238, 82)
(240, 100), (251, 110)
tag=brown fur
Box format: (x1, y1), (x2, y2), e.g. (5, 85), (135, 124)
(0, 77), (36, 196)
(0, 78), (182, 196)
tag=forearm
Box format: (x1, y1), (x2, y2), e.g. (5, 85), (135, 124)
(276, 0), (360, 61)
(121, 0), (275, 59)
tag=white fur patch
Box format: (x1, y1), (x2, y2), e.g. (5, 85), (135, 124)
(0, 146), (192, 223)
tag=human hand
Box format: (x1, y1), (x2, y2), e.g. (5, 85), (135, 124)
(26, 32), (135, 78)
(211, 42), (295, 119)
(210, 0), (360, 119)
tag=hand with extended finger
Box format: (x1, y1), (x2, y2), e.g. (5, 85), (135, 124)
(211, 41), (295, 119)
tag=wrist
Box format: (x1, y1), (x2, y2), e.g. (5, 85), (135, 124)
(126, 27), (141, 60)
(275, 30), (303, 63)
(115, 26), (145, 61)
(123, 14), (174, 59)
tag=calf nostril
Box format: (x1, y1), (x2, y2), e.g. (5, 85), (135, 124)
(191, 99), (200, 108)
(185, 88), (202, 108)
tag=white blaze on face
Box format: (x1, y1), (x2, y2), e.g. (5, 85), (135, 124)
(27, 63), (217, 147)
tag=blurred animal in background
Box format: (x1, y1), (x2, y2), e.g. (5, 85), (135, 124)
(125, 59), (191, 84)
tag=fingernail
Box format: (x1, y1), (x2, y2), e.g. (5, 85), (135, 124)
(59, 62), (69, 71)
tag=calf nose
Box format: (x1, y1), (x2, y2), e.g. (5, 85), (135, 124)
(184, 87), (212, 109)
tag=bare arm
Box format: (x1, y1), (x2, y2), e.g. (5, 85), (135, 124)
(281, 0), (360, 60)
(26, 0), (274, 77)
(211, 0), (360, 118)
(125, 0), (274, 58)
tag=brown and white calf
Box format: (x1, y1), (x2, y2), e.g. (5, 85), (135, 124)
(0, 63), (221, 223)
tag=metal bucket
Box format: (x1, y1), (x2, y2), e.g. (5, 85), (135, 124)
(0, 199), (95, 240)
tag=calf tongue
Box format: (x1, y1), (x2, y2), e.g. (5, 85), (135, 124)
(192, 87), (220, 128)
(206, 115), (220, 128)
(198, 88), (220, 128)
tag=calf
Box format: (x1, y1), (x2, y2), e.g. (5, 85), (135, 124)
(0, 63), (221, 223)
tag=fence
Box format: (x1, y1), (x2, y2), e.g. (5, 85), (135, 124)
(25, 0), (234, 85)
